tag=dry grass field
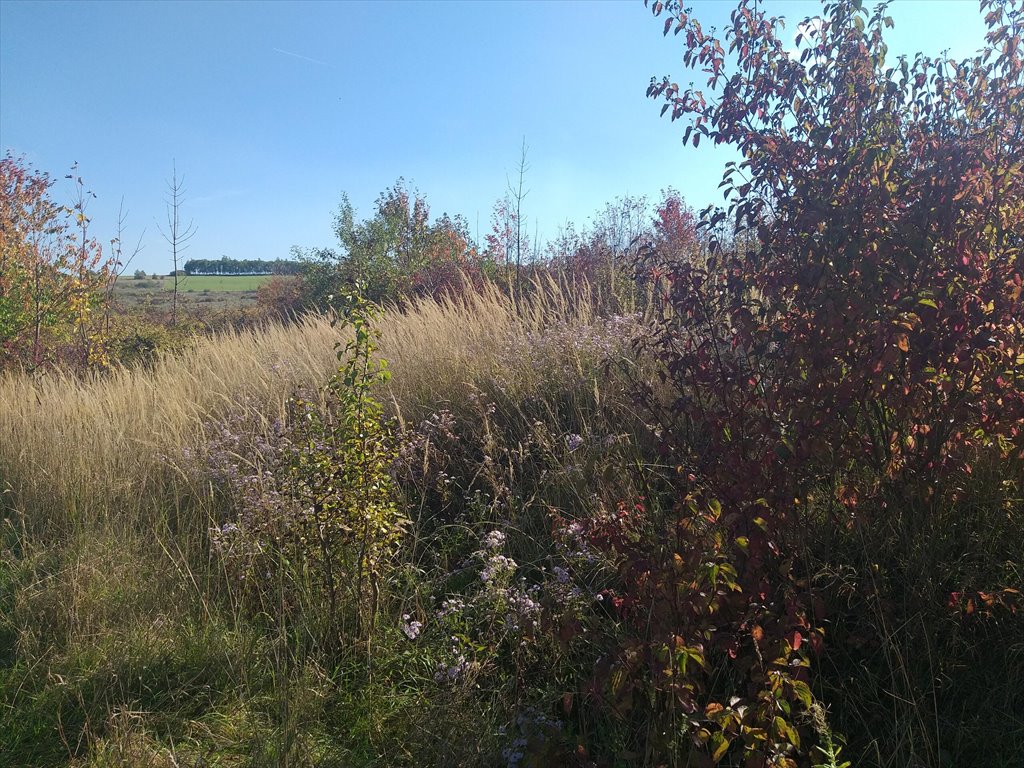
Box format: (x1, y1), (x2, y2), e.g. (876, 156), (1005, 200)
(1, 282), (1020, 768)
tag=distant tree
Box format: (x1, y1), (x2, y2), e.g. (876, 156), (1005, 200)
(256, 274), (306, 318)
(484, 193), (518, 283)
(104, 198), (145, 336)
(183, 256), (301, 276)
(291, 180), (495, 307)
(650, 187), (696, 263)
(542, 194), (657, 309)
(159, 161), (196, 326)
(413, 212), (486, 295)
(292, 246), (344, 309)
(329, 181), (431, 303)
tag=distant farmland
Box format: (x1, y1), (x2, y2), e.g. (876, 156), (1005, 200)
(165, 274), (274, 292)
(113, 274), (276, 310)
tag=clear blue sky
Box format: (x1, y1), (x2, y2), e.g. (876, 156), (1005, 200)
(1, 0), (988, 274)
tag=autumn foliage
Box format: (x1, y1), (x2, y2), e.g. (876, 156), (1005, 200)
(575, 0), (1024, 764)
(1, 153), (115, 370)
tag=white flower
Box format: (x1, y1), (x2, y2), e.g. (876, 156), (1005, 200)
(482, 529), (507, 549)
(400, 616), (422, 640)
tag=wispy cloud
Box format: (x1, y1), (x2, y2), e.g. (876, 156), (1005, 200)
(272, 47), (330, 67)
(192, 189), (246, 206)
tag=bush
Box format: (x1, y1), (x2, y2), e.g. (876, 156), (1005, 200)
(256, 275), (306, 319)
(0, 154), (115, 371)
(206, 291), (405, 651)
(584, 0), (1024, 764)
(105, 318), (197, 368)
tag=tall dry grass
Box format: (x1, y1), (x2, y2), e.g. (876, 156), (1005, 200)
(1, 280), (640, 766)
(3, 282), (1020, 767)
(0, 279), (613, 539)
(381, 279), (612, 418)
(0, 317), (339, 538)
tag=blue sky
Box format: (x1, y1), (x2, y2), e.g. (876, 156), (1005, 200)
(1, 0), (989, 274)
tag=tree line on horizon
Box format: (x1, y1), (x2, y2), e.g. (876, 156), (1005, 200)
(182, 256), (304, 276)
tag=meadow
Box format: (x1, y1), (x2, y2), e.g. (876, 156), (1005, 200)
(0, 285), (644, 766)
(2, 1), (1022, 765)
(1, 282), (1021, 768)
(111, 275), (271, 314)
(166, 276), (274, 292)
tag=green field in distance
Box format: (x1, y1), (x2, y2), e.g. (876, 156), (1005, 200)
(163, 275), (274, 292)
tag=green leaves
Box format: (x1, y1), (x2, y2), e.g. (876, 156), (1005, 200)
(210, 288), (406, 648)
(1, 154), (115, 370)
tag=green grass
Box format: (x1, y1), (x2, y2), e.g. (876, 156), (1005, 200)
(162, 275), (274, 292)
(111, 274), (274, 312)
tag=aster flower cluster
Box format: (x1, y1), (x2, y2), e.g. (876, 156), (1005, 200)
(392, 408), (460, 489)
(500, 707), (565, 768)
(481, 529), (507, 549)
(433, 635), (474, 684)
(193, 406), (305, 573)
(436, 597), (466, 619)
(502, 584), (541, 633)
(493, 314), (645, 397)
(400, 614), (423, 640)
(479, 553), (517, 584)
(426, 528), (547, 681)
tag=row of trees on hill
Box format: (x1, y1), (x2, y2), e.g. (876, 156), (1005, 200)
(182, 257), (302, 276)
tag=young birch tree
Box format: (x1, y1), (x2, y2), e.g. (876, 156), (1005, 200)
(159, 161), (196, 327)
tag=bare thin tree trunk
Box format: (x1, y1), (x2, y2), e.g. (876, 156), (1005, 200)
(160, 161), (196, 327)
(508, 138), (530, 302)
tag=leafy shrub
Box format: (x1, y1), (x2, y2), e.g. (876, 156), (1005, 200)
(104, 317), (199, 368)
(256, 274), (306, 319)
(577, 0), (1024, 764)
(206, 291), (405, 650)
(1, 154), (115, 371)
